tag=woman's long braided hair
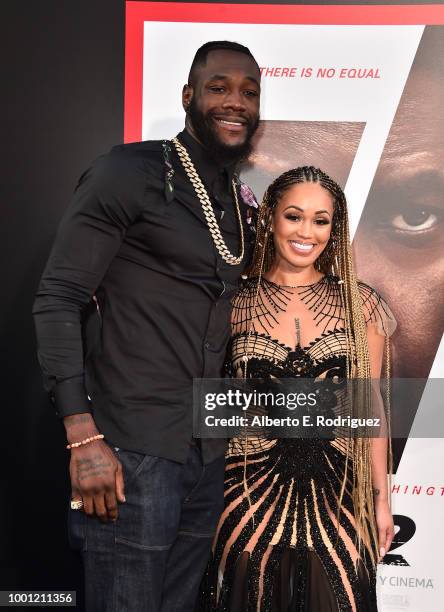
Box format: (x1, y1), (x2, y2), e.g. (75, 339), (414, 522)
(248, 166), (382, 566)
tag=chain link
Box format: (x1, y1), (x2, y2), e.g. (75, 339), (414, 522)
(172, 137), (245, 266)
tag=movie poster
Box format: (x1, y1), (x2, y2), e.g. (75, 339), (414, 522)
(124, 4), (444, 609)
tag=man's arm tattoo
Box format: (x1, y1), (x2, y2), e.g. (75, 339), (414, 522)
(65, 414), (94, 427)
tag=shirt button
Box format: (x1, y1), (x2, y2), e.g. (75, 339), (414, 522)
(204, 342), (211, 350)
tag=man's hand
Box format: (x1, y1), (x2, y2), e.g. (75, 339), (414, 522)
(64, 413), (125, 522)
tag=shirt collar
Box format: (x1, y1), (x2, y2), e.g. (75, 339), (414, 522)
(176, 129), (237, 189)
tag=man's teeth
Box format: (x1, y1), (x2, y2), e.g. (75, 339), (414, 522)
(218, 119), (243, 126)
(290, 242), (314, 251)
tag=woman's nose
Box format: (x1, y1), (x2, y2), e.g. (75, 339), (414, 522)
(295, 220), (313, 239)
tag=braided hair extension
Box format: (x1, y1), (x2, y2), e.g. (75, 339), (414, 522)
(247, 166), (391, 566)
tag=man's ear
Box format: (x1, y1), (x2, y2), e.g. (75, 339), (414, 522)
(182, 84), (193, 111)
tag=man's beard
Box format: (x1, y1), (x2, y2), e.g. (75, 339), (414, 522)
(187, 98), (259, 166)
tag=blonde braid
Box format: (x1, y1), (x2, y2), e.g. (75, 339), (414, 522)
(248, 190), (274, 277)
(333, 204), (378, 565)
(241, 189), (274, 525)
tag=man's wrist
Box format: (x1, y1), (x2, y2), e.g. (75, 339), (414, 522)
(64, 413), (99, 444)
(53, 377), (91, 418)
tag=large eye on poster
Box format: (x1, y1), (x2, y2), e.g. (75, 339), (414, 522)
(124, 6), (444, 607)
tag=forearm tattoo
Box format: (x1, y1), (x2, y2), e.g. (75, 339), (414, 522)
(66, 414), (94, 428)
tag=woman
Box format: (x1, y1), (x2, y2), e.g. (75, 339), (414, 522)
(200, 167), (396, 611)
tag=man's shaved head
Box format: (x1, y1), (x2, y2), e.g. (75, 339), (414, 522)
(188, 40), (259, 86)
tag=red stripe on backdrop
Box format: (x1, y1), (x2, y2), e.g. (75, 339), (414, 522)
(124, 2), (444, 142)
(127, 2), (444, 25)
(124, 3), (145, 143)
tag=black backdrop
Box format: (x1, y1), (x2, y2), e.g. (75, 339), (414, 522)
(2, 0), (440, 604)
(2, 0), (124, 597)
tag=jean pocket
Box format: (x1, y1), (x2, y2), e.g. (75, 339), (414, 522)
(113, 449), (157, 494)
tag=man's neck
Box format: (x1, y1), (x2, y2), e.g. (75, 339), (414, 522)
(184, 123), (203, 147)
(182, 124), (239, 171)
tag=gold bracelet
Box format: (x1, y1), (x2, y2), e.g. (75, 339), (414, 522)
(66, 433), (104, 449)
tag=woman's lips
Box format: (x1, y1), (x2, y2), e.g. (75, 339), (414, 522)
(288, 241), (316, 256)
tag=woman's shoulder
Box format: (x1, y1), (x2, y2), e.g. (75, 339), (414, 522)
(356, 280), (397, 337)
(232, 276), (260, 303)
(356, 280), (388, 312)
(231, 276), (265, 332)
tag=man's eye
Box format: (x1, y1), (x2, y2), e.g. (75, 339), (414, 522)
(391, 208), (439, 232)
(208, 86), (225, 93)
(245, 90), (259, 97)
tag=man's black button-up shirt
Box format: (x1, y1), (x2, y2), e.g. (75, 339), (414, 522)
(33, 130), (255, 463)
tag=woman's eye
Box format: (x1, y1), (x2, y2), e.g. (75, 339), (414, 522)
(391, 209), (438, 232)
(315, 219), (330, 225)
(285, 215), (300, 222)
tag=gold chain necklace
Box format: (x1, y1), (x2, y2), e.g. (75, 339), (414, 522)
(172, 137), (245, 266)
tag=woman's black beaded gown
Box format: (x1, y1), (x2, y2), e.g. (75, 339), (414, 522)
(198, 275), (396, 612)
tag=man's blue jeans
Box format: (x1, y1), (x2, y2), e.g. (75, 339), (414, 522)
(68, 444), (225, 611)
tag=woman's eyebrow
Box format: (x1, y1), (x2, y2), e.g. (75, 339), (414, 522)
(283, 205), (331, 215)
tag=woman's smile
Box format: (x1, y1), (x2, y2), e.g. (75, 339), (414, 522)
(288, 240), (316, 255)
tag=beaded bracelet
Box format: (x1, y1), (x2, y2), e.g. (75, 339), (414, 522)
(66, 433), (104, 450)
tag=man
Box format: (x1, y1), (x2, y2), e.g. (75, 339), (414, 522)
(33, 41), (261, 611)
